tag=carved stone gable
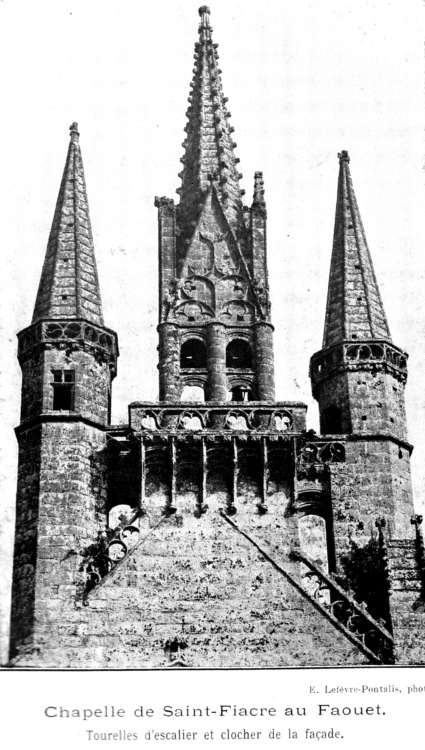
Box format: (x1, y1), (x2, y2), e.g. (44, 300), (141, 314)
(166, 190), (256, 324)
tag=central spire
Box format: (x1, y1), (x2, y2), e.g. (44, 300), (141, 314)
(177, 6), (245, 243)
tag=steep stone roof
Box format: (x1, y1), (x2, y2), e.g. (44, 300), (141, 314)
(177, 6), (246, 243)
(32, 123), (104, 326)
(323, 151), (391, 348)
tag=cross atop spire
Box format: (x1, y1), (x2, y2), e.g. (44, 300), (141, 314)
(32, 123), (104, 326)
(322, 151), (391, 348)
(177, 7), (245, 243)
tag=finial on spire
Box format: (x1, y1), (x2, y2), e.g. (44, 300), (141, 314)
(251, 171), (267, 217)
(338, 150), (350, 163)
(198, 6), (211, 28)
(253, 171), (266, 205)
(70, 122), (80, 142)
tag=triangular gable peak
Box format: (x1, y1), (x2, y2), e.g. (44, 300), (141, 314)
(168, 188), (261, 325)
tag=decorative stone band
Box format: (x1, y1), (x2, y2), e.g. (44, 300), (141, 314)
(17, 318), (119, 376)
(310, 339), (408, 395)
(129, 401), (307, 434)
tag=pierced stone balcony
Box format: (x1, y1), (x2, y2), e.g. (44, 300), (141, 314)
(310, 339), (408, 395)
(128, 401), (307, 436)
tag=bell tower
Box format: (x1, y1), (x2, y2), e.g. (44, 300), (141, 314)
(156, 6), (274, 404)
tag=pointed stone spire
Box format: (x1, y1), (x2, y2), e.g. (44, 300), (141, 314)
(32, 123), (104, 325)
(177, 6), (245, 241)
(323, 151), (391, 348)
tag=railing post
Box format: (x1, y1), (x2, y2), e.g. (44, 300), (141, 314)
(411, 514), (425, 595)
(168, 436), (177, 513)
(139, 437), (146, 512)
(228, 438), (238, 515)
(375, 518), (393, 633)
(258, 436), (268, 514)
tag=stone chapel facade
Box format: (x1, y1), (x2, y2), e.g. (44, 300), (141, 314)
(8, 6), (425, 668)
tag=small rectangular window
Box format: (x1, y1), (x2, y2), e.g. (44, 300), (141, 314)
(52, 369), (75, 410)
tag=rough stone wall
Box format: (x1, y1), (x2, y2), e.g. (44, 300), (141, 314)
(9, 425), (42, 655)
(329, 440), (415, 569)
(347, 371), (408, 439)
(10, 484), (367, 668)
(19, 353), (46, 422)
(44, 346), (112, 425)
(18, 328), (116, 427)
(9, 422), (108, 661)
(386, 540), (425, 665)
(315, 369), (408, 440)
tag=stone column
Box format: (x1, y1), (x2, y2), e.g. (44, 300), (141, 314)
(254, 322), (275, 401)
(196, 438), (208, 517)
(158, 323), (181, 401)
(206, 323), (228, 401)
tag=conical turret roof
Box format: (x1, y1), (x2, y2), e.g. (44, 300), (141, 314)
(32, 123), (104, 326)
(177, 6), (245, 242)
(323, 151), (391, 348)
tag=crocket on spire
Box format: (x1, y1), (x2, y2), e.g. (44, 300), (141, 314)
(32, 122), (104, 326)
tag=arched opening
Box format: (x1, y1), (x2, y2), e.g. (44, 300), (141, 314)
(230, 385), (254, 402)
(321, 405), (343, 434)
(180, 339), (207, 368)
(295, 491), (336, 575)
(226, 339), (253, 368)
(180, 385), (205, 402)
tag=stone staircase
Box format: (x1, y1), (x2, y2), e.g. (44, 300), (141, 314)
(81, 507), (394, 666)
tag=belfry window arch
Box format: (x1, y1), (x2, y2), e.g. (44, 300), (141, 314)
(226, 339), (253, 369)
(180, 338), (207, 368)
